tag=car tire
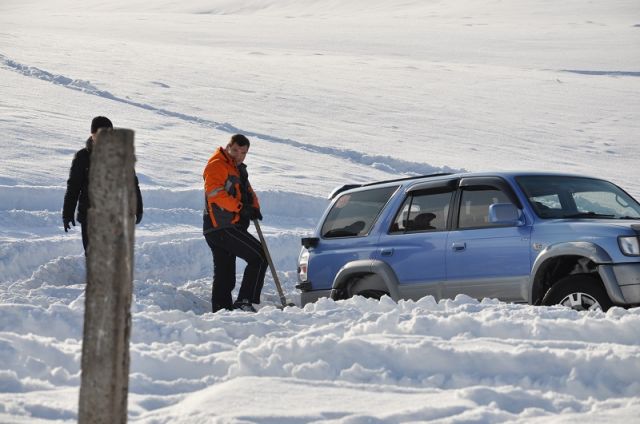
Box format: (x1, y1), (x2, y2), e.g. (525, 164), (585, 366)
(355, 289), (389, 300)
(541, 273), (613, 311)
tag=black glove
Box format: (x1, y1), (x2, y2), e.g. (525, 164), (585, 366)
(136, 212), (143, 225)
(251, 207), (263, 221)
(239, 204), (253, 221)
(63, 217), (75, 232)
(239, 205), (262, 221)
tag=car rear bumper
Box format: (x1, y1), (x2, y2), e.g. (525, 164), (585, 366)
(300, 289), (332, 306)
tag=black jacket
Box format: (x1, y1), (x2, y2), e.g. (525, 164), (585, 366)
(63, 137), (143, 223)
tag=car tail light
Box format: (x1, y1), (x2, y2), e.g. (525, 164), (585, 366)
(298, 249), (310, 282)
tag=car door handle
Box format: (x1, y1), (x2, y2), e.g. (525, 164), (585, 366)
(452, 242), (466, 252)
(380, 248), (394, 257)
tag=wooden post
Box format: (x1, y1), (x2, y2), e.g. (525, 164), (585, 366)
(78, 128), (136, 424)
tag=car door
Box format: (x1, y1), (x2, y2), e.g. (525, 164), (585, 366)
(375, 181), (456, 301)
(444, 177), (532, 302)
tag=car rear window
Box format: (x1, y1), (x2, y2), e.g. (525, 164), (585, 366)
(322, 186), (398, 238)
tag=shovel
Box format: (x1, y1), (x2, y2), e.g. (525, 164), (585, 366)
(253, 219), (295, 308)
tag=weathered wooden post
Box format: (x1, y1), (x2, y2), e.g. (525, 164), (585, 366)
(78, 128), (136, 424)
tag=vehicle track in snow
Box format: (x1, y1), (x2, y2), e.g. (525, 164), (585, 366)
(0, 53), (460, 177)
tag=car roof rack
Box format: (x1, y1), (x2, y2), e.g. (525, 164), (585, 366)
(361, 172), (453, 187)
(328, 184), (362, 199)
(328, 173), (453, 199)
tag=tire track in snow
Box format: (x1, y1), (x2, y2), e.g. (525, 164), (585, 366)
(0, 53), (460, 176)
(560, 70), (640, 77)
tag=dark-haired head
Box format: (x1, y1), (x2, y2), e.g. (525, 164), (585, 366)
(225, 134), (250, 165)
(91, 116), (113, 134)
(228, 134), (250, 148)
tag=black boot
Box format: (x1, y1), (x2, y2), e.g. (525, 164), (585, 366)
(212, 302), (232, 313)
(232, 299), (257, 312)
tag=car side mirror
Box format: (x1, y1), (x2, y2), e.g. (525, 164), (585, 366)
(489, 203), (524, 226)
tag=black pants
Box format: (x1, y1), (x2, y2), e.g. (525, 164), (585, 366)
(81, 222), (89, 254)
(204, 226), (268, 311)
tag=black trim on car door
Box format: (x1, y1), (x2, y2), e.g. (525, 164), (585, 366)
(458, 177), (523, 208)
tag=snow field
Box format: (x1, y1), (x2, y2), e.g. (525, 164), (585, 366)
(3, 1), (640, 196)
(1, 0), (640, 422)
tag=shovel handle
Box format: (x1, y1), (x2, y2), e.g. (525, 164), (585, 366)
(253, 219), (288, 307)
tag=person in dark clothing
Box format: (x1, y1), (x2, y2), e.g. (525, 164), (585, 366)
(62, 116), (143, 253)
(203, 134), (267, 313)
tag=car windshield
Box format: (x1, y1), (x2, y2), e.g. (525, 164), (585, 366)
(516, 176), (640, 219)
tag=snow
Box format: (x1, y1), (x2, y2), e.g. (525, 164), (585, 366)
(1, 0), (640, 422)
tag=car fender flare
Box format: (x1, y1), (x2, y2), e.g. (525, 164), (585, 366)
(330, 259), (401, 301)
(530, 241), (625, 304)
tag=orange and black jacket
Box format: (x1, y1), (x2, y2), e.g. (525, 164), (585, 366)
(203, 147), (260, 234)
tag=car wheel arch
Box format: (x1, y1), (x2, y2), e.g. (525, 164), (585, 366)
(529, 241), (622, 305)
(349, 274), (390, 299)
(330, 260), (401, 301)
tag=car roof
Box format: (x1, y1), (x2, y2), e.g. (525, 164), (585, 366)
(328, 171), (604, 199)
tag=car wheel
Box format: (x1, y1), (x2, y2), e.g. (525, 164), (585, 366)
(355, 289), (389, 300)
(541, 274), (613, 311)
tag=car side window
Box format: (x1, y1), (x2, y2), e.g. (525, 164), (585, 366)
(458, 188), (513, 229)
(390, 191), (453, 233)
(322, 186), (398, 238)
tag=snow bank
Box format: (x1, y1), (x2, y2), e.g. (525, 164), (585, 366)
(1, 294), (639, 422)
(0, 184), (323, 283)
(0, 185), (325, 216)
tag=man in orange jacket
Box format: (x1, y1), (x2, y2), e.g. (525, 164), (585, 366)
(203, 134), (267, 312)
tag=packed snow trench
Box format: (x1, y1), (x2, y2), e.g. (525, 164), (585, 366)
(2, 0), (640, 422)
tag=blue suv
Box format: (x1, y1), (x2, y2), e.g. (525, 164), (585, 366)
(297, 172), (640, 311)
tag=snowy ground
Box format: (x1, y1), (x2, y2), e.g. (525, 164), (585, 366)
(1, 0), (640, 422)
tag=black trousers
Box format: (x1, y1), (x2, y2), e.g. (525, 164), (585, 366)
(204, 226), (268, 311)
(81, 222), (89, 254)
